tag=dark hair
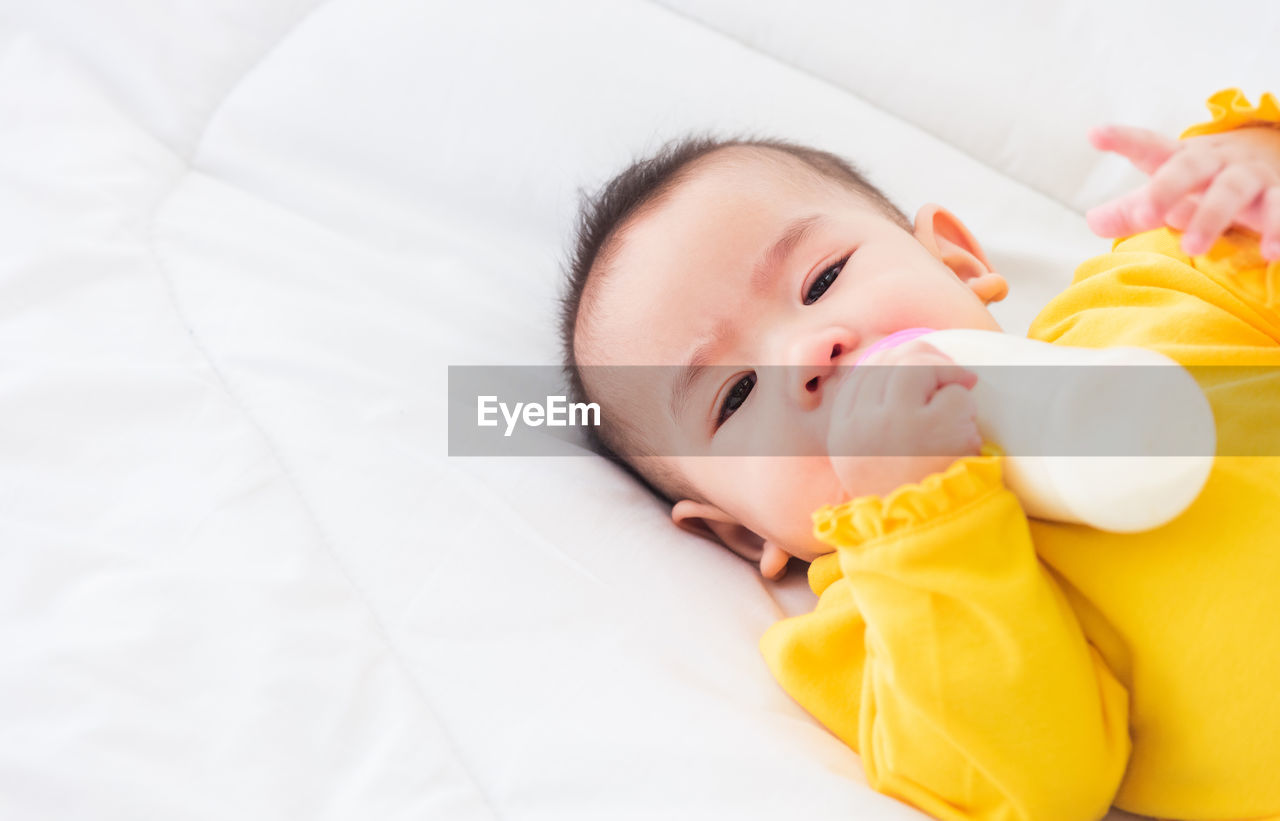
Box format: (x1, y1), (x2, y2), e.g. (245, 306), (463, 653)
(557, 135), (911, 503)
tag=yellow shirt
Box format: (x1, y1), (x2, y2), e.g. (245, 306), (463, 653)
(760, 89), (1280, 821)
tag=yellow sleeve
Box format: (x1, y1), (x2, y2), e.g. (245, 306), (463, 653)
(760, 448), (1132, 821)
(1028, 227), (1280, 357)
(1026, 227), (1280, 457)
(1179, 88), (1280, 139)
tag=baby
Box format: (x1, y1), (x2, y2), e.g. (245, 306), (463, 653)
(560, 89), (1280, 821)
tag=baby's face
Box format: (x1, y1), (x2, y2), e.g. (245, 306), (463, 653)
(577, 147), (1006, 571)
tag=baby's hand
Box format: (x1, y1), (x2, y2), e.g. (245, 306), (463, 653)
(1085, 122), (1280, 260)
(826, 340), (982, 502)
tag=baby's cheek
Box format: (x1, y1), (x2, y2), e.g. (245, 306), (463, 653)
(749, 457), (844, 555)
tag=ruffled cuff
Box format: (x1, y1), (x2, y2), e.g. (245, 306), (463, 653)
(1180, 88), (1280, 139)
(812, 443), (1004, 551)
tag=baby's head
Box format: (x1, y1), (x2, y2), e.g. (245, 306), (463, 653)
(560, 137), (1009, 579)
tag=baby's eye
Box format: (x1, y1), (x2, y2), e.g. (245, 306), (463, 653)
(804, 256), (849, 305)
(716, 372), (756, 428)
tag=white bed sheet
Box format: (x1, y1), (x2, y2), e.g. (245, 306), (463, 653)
(3, 1), (1272, 818)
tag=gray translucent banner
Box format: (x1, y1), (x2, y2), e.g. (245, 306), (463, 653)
(448, 365), (1280, 457)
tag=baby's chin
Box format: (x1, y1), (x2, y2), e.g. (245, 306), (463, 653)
(767, 480), (845, 548)
(742, 498), (840, 565)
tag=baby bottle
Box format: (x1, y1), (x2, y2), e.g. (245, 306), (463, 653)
(853, 328), (1216, 533)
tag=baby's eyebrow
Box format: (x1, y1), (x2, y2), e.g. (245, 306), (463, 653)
(668, 329), (724, 423)
(750, 213), (826, 295)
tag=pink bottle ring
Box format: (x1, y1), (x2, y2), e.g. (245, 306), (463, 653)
(853, 327), (936, 366)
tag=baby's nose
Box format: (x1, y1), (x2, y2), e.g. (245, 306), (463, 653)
(787, 328), (856, 408)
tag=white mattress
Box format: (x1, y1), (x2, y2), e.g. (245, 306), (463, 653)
(2, 1), (1275, 818)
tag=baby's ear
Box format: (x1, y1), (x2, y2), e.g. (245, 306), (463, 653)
(913, 203), (1008, 304)
(671, 500), (791, 579)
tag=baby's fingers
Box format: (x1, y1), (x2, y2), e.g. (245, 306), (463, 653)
(882, 360), (975, 411)
(1164, 196), (1199, 231)
(931, 362), (978, 394)
(1163, 188), (1280, 259)
(1089, 124), (1180, 174)
(1086, 150), (1226, 239)
(1182, 166), (1266, 256)
(1143, 149), (1223, 222)
(1262, 186), (1280, 261)
(1086, 188), (1166, 238)
(924, 384), (983, 455)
